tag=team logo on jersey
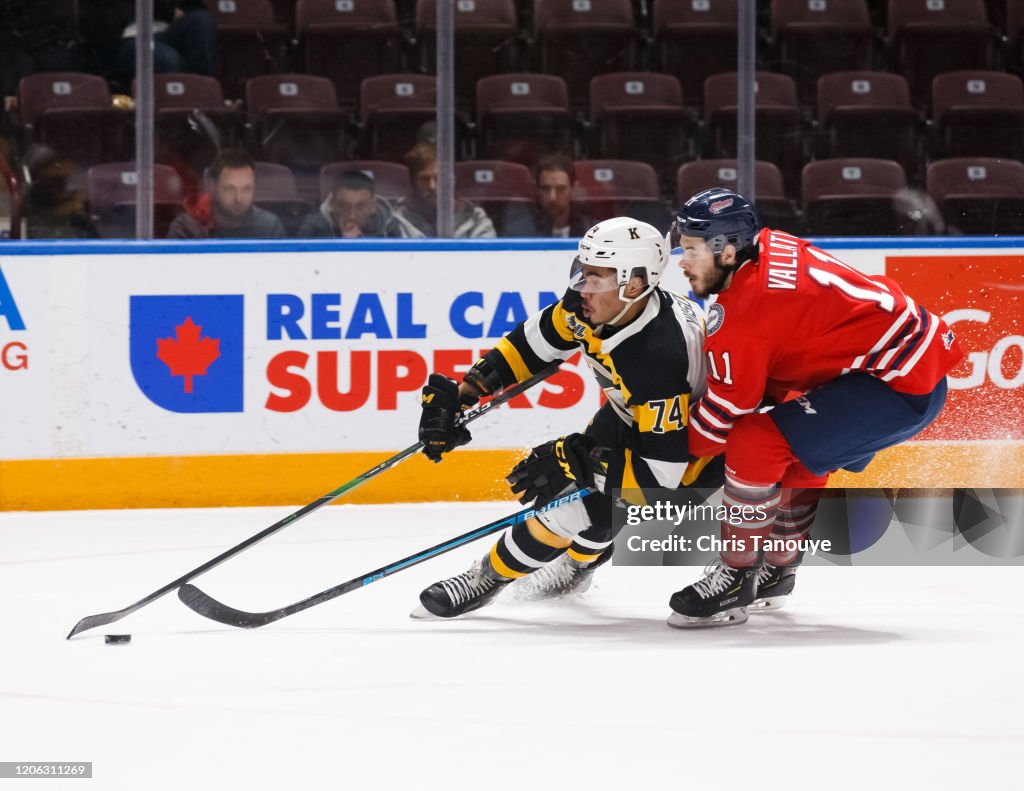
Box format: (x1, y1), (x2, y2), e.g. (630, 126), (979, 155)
(710, 197), (734, 214)
(706, 302), (725, 336)
(942, 329), (955, 350)
(565, 313), (588, 340)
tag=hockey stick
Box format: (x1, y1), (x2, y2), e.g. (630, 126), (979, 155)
(66, 363), (560, 639)
(178, 488), (591, 628)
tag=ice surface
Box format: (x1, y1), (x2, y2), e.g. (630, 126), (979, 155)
(2, 503), (1022, 790)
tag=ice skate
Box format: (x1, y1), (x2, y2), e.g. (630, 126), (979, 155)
(749, 562), (799, 612)
(411, 557), (511, 619)
(510, 546), (613, 601)
(667, 560), (759, 628)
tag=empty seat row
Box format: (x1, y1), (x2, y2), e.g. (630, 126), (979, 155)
(207, 0), (1018, 106)
(689, 155), (1024, 235)
(210, 0), (1021, 39)
(21, 66), (1020, 200)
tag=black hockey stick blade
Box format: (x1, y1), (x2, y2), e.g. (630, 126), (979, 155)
(67, 610), (133, 638)
(67, 363), (561, 639)
(178, 585), (275, 629)
(178, 489), (591, 629)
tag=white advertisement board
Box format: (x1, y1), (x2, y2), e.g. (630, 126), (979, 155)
(0, 257), (52, 457)
(1, 238), (1022, 464)
(5, 245), (608, 459)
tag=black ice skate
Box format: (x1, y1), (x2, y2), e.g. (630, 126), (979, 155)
(667, 560), (759, 628)
(411, 557), (511, 619)
(510, 546), (614, 601)
(750, 562), (799, 612)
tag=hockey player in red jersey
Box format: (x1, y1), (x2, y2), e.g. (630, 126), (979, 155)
(668, 188), (964, 628)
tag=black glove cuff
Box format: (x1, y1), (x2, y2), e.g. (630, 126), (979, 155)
(463, 357), (503, 397)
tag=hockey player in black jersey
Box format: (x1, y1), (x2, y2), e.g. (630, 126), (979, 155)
(411, 217), (722, 619)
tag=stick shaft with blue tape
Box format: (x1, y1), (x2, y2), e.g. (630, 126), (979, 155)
(178, 489), (591, 629)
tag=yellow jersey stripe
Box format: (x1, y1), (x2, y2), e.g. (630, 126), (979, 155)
(495, 336), (532, 383)
(550, 302), (577, 343)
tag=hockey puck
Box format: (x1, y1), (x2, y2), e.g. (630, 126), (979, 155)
(104, 634), (131, 644)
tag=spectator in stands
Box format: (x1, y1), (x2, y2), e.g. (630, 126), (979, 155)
(505, 155), (594, 237)
(298, 170), (403, 238)
(392, 143), (496, 238)
(114, 1), (216, 86)
(22, 145), (98, 239)
(168, 148), (285, 239)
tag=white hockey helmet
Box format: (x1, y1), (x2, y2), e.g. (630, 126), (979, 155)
(569, 217), (668, 303)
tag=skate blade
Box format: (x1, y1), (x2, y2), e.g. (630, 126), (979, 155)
(749, 596), (788, 613)
(409, 604), (442, 620)
(666, 607), (749, 629)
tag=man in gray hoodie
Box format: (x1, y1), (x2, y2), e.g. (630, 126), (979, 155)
(168, 149), (286, 239)
(297, 170), (403, 238)
(392, 143), (496, 239)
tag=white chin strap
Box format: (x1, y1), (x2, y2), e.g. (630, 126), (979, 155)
(605, 284), (653, 327)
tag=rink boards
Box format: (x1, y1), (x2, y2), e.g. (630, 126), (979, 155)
(0, 237), (1022, 509)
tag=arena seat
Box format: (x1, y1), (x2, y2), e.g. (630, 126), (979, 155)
(801, 157), (912, 235)
(19, 73), (132, 168)
(414, 0), (521, 111)
(815, 71), (920, 179)
(572, 159), (671, 228)
(87, 162), (183, 238)
(888, 0), (997, 107)
(926, 157), (1024, 234)
(296, 0), (403, 110)
(454, 160), (538, 235)
(771, 0), (875, 104)
(209, 0), (289, 99)
(704, 71), (803, 192)
(534, 0), (639, 111)
(475, 73), (573, 167)
(359, 75), (439, 163)
(589, 72), (692, 194)
(653, 0), (738, 110)
(931, 71), (1024, 160)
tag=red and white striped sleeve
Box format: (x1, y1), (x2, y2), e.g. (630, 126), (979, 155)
(688, 330), (770, 458)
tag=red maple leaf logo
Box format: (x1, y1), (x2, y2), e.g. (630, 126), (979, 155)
(156, 316), (221, 393)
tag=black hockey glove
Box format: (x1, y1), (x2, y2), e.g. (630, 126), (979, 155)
(419, 374), (477, 463)
(506, 433), (596, 506)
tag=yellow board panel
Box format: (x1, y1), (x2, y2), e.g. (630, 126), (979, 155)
(0, 450), (525, 511)
(828, 442), (1024, 489)
(1, 442), (1021, 511)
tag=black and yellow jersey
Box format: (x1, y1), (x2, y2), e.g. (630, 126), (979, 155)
(480, 287), (708, 491)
